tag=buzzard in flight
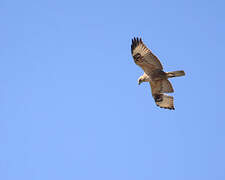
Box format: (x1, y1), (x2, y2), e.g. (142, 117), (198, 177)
(131, 37), (185, 110)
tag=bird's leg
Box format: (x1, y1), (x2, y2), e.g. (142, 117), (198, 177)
(138, 73), (150, 85)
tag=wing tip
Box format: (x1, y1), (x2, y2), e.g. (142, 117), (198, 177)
(131, 37), (143, 54)
(154, 94), (175, 110)
(156, 104), (175, 110)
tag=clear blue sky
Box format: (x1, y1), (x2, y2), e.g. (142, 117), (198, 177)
(1, 0), (225, 179)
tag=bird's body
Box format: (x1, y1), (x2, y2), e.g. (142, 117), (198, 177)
(131, 37), (185, 110)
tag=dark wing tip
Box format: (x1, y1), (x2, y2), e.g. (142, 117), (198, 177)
(156, 104), (175, 110)
(131, 37), (143, 54)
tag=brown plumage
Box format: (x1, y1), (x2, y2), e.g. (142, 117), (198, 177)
(131, 37), (185, 110)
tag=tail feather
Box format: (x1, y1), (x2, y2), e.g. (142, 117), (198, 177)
(166, 70), (185, 78)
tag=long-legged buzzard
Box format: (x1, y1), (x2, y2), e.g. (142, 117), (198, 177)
(131, 37), (185, 110)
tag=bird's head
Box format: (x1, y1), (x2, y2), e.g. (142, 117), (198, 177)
(138, 79), (142, 85)
(138, 77), (143, 85)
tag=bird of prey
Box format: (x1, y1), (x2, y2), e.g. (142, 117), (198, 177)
(131, 37), (185, 110)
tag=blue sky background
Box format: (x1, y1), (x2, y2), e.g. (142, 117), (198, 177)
(1, 0), (225, 179)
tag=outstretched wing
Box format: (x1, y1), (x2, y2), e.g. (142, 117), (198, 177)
(149, 80), (175, 110)
(155, 94), (175, 110)
(131, 37), (163, 74)
(149, 80), (174, 94)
